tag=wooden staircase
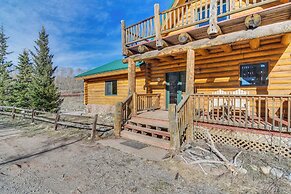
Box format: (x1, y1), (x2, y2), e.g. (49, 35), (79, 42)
(121, 116), (170, 149)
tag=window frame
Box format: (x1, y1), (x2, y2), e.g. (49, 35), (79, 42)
(239, 62), (269, 87)
(105, 80), (118, 96)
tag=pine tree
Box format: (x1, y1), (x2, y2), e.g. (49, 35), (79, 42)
(29, 26), (62, 112)
(0, 26), (13, 106)
(14, 50), (33, 108)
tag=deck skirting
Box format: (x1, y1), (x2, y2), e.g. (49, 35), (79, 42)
(194, 125), (291, 158)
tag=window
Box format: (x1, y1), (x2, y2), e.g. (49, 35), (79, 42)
(105, 80), (117, 96)
(240, 63), (269, 86)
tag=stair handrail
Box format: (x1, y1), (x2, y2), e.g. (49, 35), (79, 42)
(176, 95), (191, 142)
(121, 94), (133, 124)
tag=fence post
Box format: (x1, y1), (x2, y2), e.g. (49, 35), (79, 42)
(207, 0), (221, 37)
(12, 107), (16, 120)
(31, 109), (35, 123)
(168, 104), (180, 152)
(114, 102), (123, 137)
(54, 113), (60, 131)
(90, 114), (98, 140)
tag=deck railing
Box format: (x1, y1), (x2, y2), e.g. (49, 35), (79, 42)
(121, 94), (133, 124)
(192, 94), (291, 133)
(136, 93), (161, 112)
(122, 0), (280, 50)
(176, 95), (192, 141)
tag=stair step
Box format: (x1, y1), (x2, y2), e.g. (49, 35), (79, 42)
(129, 116), (169, 129)
(121, 130), (170, 150)
(124, 124), (170, 138)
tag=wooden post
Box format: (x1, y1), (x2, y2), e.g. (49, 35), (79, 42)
(114, 102), (123, 137)
(121, 20), (128, 56)
(54, 113), (60, 131)
(154, 4), (163, 49)
(90, 114), (98, 140)
(168, 104), (180, 152)
(132, 92), (137, 116)
(187, 97), (194, 143)
(12, 107), (15, 120)
(186, 49), (195, 95)
(128, 58), (136, 95)
(31, 109), (35, 123)
(207, 0), (221, 37)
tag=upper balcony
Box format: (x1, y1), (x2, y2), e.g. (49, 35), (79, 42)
(121, 0), (290, 57)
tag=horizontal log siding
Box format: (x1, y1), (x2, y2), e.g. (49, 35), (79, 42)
(85, 73), (146, 105)
(147, 39), (291, 109)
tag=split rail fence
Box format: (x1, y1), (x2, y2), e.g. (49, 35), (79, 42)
(0, 106), (113, 138)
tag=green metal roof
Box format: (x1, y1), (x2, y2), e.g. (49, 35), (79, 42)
(75, 59), (142, 78)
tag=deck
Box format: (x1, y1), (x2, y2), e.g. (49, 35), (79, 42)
(121, 0), (291, 56)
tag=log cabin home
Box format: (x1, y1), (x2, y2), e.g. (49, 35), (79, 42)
(77, 0), (291, 157)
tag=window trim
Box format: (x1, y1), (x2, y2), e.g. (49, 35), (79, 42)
(105, 80), (118, 96)
(239, 62), (269, 87)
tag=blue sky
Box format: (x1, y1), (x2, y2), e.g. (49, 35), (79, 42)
(0, 0), (172, 72)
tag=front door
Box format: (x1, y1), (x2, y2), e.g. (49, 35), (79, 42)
(166, 71), (186, 109)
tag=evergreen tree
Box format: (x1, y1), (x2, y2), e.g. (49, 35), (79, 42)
(14, 49), (33, 108)
(0, 26), (13, 106)
(29, 26), (62, 112)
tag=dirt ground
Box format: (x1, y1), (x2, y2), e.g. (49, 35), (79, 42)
(0, 115), (290, 194)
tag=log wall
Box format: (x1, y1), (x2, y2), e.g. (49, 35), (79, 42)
(84, 73), (146, 105)
(147, 37), (291, 109)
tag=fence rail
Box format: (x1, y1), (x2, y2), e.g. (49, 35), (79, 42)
(192, 94), (291, 133)
(122, 0), (280, 48)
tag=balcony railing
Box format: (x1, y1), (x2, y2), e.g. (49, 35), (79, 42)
(121, 0), (280, 54)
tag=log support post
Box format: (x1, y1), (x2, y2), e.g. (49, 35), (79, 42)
(90, 114), (98, 140)
(114, 102), (123, 138)
(128, 58), (136, 95)
(207, 0), (221, 38)
(168, 104), (180, 152)
(186, 49), (195, 143)
(186, 49), (195, 95)
(154, 4), (163, 49)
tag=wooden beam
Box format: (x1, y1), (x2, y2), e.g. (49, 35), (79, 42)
(128, 58), (136, 94)
(178, 32), (193, 44)
(281, 33), (291, 46)
(196, 49), (209, 56)
(250, 39), (260, 49)
(123, 20), (291, 62)
(186, 49), (195, 95)
(221, 44), (232, 53)
(121, 20), (127, 56)
(138, 45), (150, 53)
